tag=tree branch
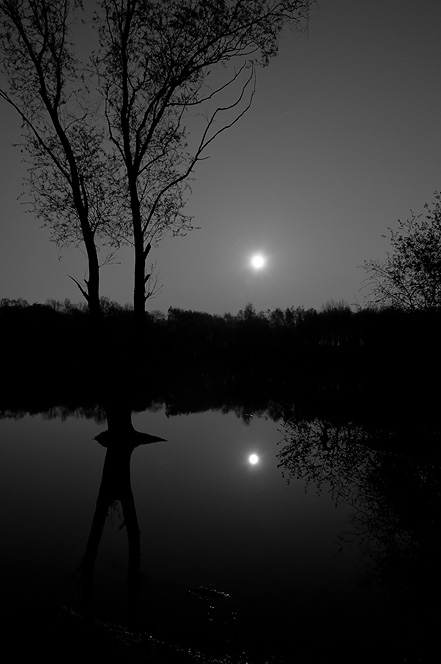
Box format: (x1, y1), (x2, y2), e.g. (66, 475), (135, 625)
(69, 274), (90, 301)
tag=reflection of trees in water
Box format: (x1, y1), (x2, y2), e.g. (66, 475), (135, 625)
(355, 449), (441, 607)
(278, 417), (377, 505)
(78, 400), (165, 627)
(277, 416), (441, 610)
(1, 394), (291, 426)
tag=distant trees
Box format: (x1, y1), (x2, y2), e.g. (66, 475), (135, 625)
(0, 0), (313, 327)
(363, 191), (441, 310)
(2, 297), (440, 397)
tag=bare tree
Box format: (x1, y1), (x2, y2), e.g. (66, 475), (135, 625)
(93, 0), (313, 329)
(0, 0), (122, 317)
(362, 191), (441, 310)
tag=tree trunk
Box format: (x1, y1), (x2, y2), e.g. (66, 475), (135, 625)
(86, 242), (101, 319)
(74, 213), (102, 319)
(129, 180), (146, 340)
(133, 241), (146, 334)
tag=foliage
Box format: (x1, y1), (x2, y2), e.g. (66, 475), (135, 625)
(363, 191), (441, 310)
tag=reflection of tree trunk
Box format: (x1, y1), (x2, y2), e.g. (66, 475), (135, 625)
(80, 402), (165, 626)
(80, 441), (139, 618)
(124, 485), (141, 625)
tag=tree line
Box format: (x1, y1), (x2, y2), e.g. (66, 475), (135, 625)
(2, 297), (439, 378)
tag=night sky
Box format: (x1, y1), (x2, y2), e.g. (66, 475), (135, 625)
(1, 0), (441, 315)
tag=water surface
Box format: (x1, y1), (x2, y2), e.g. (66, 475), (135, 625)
(1, 405), (438, 662)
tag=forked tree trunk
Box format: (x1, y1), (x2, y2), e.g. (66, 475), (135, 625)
(71, 217), (102, 320)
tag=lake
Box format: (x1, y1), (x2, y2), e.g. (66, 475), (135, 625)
(1, 400), (439, 663)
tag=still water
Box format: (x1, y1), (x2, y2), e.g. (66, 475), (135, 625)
(1, 405), (438, 662)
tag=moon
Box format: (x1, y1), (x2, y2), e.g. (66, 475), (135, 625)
(250, 254), (266, 270)
(248, 453), (259, 465)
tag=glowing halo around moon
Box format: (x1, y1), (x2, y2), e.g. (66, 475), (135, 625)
(248, 453), (259, 465)
(250, 253), (266, 270)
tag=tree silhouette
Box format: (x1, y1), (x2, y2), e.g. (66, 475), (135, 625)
(362, 190), (441, 310)
(94, 0), (313, 329)
(0, 0), (122, 317)
(1, 1), (313, 327)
